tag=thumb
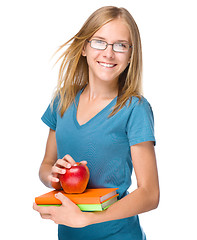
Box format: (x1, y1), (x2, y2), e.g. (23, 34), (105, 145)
(80, 161), (87, 165)
(55, 192), (73, 206)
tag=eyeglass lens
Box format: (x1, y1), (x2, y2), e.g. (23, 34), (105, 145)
(90, 40), (130, 52)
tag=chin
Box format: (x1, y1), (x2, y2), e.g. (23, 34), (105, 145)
(97, 74), (119, 83)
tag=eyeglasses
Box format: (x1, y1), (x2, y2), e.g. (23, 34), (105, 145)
(87, 39), (132, 53)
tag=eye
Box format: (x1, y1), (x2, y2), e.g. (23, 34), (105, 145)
(93, 39), (105, 44)
(116, 43), (127, 48)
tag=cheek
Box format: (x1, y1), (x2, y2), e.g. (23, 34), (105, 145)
(86, 51), (100, 65)
(119, 57), (130, 69)
(85, 55), (93, 67)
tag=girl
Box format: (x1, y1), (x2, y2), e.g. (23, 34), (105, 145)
(33, 6), (160, 240)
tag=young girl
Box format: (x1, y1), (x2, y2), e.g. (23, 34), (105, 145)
(33, 6), (159, 240)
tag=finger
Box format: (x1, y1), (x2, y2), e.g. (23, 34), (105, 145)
(55, 159), (72, 169)
(33, 203), (52, 215)
(52, 165), (66, 175)
(62, 154), (76, 166)
(55, 192), (74, 207)
(48, 175), (60, 183)
(40, 213), (52, 220)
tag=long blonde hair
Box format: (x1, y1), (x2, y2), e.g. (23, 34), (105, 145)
(52, 6), (143, 117)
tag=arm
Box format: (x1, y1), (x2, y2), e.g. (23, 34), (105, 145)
(86, 141), (160, 224)
(39, 128), (61, 189)
(39, 128), (88, 189)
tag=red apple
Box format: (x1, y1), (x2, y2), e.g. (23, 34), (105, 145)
(59, 163), (90, 193)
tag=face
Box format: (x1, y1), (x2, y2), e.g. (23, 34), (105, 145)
(82, 19), (132, 85)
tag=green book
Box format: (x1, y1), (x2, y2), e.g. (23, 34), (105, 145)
(38, 195), (118, 211)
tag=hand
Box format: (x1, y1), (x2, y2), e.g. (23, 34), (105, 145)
(33, 192), (89, 228)
(48, 154), (87, 187)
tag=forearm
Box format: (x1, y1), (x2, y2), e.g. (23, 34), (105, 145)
(86, 187), (159, 225)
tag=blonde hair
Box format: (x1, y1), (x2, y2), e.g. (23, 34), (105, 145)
(52, 6), (143, 117)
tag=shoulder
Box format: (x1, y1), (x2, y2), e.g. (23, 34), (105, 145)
(125, 96), (153, 113)
(112, 96), (154, 125)
(125, 96), (156, 145)
(50, 94), (61, 113)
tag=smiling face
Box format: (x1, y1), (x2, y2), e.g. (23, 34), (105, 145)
(82, 18), (132, 85)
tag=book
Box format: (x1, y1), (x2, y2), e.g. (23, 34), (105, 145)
(35, 188), (119, 211)
(38, 195), (118, 211)
(35, 188), (119, 205)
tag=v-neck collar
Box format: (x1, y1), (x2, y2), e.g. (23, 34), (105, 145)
(73, 89), (117, 129)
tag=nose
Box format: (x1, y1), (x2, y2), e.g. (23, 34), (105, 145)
(103, 44), (115, 59)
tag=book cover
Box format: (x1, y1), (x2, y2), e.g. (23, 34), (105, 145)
(35, 188), (119, 205)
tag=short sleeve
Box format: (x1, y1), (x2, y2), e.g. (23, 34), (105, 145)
(41, 97), (59, 130)
(126, 97), (156, 146)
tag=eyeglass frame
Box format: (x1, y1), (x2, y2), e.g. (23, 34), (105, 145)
(86, 39), (133, 53)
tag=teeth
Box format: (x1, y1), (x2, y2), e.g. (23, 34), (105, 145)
(99, 62), (115, 68)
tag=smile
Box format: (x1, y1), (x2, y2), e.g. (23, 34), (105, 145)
(98, 62), (117, 68)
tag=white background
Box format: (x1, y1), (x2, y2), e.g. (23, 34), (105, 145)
(0, 0), (197, 239)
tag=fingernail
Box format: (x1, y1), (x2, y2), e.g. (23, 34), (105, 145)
(73, 163), (77, 166)
(67, 164), (71, 168)
(61, 169), (66, 174)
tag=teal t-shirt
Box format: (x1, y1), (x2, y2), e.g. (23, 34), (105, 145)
(41, 89), (155, 240)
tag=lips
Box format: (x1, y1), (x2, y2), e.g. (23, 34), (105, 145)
(98, 61), (117, 68)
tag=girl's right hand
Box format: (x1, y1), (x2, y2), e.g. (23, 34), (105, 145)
(48, 154), (87, 188)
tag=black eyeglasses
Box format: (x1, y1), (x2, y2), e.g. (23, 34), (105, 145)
(87, 39), (132, 53)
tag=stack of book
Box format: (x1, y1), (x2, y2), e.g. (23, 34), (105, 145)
(35, 188), (119, 212)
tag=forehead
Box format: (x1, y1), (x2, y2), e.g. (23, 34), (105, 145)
(92, 19), (131, 42)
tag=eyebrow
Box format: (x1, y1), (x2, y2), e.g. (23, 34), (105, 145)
(92, 36), (130, 43)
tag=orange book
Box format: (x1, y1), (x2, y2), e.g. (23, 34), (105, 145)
(35, 188), (119, 205)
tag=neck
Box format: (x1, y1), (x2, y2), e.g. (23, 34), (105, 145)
(84, 80), (118, 101)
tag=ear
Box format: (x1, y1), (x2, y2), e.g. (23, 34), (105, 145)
(81, 43), (87, 57)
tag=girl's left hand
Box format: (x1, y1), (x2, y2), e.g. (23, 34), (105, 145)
(33, 192), (89, 228)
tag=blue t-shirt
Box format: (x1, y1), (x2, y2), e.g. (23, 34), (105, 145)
(41, 90), (155, 240)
